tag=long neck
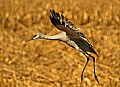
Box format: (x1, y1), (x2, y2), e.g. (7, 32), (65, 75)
(42, 32), (67, 41)
(43, 35), (59, 40)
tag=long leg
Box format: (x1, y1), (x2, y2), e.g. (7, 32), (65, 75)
(81, 53), (90, 83)
(86, 52), (99, 83)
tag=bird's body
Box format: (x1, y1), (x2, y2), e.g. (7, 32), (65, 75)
(27, 9), (99, 84)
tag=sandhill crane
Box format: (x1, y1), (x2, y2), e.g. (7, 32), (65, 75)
(27, 9), (99, 83)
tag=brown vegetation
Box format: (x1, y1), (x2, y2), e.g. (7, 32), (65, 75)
(0, 0), (120, 87)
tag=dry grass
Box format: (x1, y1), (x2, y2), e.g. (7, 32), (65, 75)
(0, 0), (120, 87)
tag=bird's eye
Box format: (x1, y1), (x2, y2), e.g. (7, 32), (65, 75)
(33, 34), (37, 37)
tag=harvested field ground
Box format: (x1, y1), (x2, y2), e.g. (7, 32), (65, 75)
(0, 0), (120, 87)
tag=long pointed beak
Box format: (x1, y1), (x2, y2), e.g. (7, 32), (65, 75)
(26, 38), (33, 42)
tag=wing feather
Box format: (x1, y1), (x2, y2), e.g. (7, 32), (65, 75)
(50, 9), (98, 56)
(50, 9), (76, 32)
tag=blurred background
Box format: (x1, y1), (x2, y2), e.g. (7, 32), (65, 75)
(0, 0), (120, 87)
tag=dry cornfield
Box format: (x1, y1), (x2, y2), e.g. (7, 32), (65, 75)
(0, 0), (120, 87)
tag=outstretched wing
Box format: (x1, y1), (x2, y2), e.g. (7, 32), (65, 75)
(50, 9), (79, 37)
(50, 9), (98, 56)
(50, 9), (89, 41)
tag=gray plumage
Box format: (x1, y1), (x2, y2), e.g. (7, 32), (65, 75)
(27, 9), (99, 84)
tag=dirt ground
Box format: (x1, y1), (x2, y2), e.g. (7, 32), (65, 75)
(0, 0), (120, 87)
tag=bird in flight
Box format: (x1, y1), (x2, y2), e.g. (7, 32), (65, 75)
(27, 9), (99, 84)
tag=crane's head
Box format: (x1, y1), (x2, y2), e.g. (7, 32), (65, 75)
(27, 33), (44, 42)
